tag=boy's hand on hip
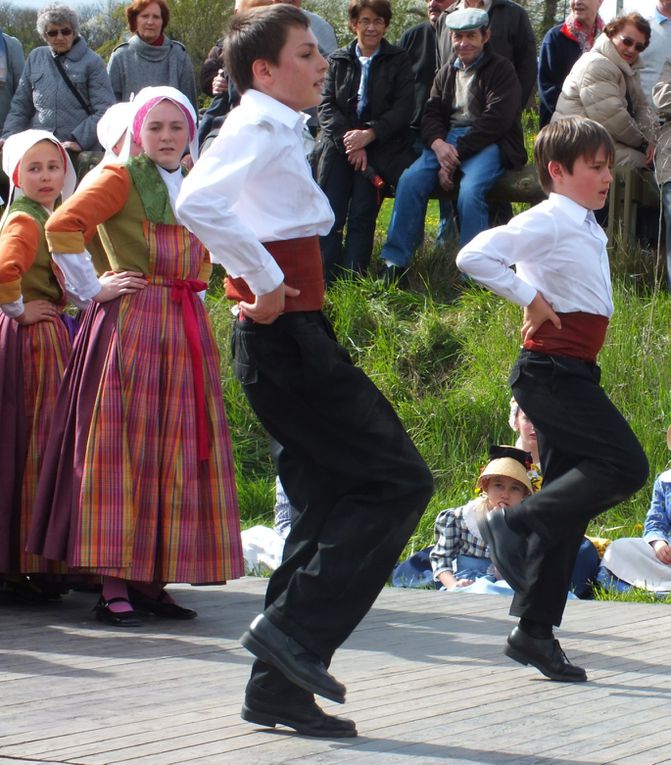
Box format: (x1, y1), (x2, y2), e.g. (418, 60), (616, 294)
(240, 282), (300, 324)
(521, 292), (561, 343)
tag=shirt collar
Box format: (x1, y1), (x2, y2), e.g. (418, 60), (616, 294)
(655, 7), (671, 24)
(453, 51), (485, 71)
(548, 192), (594, 224)
(240, 89), (306, 133)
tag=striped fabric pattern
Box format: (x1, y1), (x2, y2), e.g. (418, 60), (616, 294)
(72, 222), (243, 583)
(1, 315), (71, 574)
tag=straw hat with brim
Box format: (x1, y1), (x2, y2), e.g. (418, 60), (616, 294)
(477, 457), (533, 495)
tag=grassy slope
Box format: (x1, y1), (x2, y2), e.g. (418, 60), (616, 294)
(209, 233), (671, 568)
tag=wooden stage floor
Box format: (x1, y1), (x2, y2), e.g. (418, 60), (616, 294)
(2, 577), (671, 765)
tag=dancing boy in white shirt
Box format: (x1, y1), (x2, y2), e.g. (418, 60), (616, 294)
(177, 4), (433, 738)
(457, 116), (648, 683)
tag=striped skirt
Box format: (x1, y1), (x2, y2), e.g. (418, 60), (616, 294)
(28, 224), (243, 584)
(0, 313), (71, 574)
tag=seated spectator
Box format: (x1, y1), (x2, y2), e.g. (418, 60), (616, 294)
(598, 427), (671, 594)
(553, 12), (656, 169)
(1, 4), (115, 153)
(431, 446), (532, 590)
(435, 0), (537, 109)
(377, 8), (526, 283)
(538, 0), (604, 128)
(317, 0), (415, 284)
(652, 57), (671, 289)
(392, 400), (599, 597)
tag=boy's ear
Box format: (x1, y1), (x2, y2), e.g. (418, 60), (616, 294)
(251, 57), (273, 87)
(547, 159), (566, 182)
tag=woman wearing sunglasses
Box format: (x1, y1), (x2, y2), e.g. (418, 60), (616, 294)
(553, 11), (656, 169)
(1, 3), (115, 153)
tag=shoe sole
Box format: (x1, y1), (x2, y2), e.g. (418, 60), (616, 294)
(504, 642), (587, 682)
(241, 630), (346, 704)
(476, 509), (527, 593)
(241, 705), (357, 738)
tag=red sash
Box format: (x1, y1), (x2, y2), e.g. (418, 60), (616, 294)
(225, 236), (324, 313)
(523, 312), (609, 363)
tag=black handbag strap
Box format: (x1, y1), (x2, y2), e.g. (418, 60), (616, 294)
(52, 54), (94, 116)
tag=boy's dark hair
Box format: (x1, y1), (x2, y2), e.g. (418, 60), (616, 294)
(534, 117), (615, 195)
(348, 0), (392, 28)
(223, 4), (309, 95)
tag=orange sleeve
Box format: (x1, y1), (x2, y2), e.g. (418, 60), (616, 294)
(0, 214), (41, 303)
(46, 164), (131, 254)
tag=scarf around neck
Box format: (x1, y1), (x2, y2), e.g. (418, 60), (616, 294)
(562, 12), (604, 52)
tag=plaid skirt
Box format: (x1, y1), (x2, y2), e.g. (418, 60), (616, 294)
(28, 223), (243, 583)
(0, 313), (71, 574)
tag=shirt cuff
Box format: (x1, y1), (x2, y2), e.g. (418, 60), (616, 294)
(1, 296), (24, 318)
(52, 252), (102, 302)
(242, 257), (285, 296)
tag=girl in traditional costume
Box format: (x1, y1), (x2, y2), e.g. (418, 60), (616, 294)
(28, 87), (244, 626)
(0, 130), (77, 601)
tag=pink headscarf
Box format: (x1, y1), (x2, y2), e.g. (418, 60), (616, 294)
(119, 86), (199, 162)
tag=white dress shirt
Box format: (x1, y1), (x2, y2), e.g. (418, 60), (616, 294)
(456, 193), (614, 318)
(176, 89), (335, 297)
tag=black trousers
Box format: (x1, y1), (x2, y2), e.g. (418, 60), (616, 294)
(508, 350), (648, 626)
(232, 312), (433, 695)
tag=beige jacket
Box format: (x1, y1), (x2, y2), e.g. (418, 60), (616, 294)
(553, 34), (655, 167)
(653, 58), (671, 184)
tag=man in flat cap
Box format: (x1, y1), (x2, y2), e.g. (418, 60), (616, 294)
(436, 0), (537, 108)
(378, 7), (526, 281)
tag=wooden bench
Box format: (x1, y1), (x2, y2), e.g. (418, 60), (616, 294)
(426, 163), (659, 246)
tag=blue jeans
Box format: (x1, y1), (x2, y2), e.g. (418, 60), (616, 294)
(380, 127), (504, 267)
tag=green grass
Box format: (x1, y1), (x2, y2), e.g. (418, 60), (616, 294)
(207, 204), (671, 604)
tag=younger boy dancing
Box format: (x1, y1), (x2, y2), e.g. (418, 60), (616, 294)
(456, 116), (649, 682)
(177, 4), (433, 737)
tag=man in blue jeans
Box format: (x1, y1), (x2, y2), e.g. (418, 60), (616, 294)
(379, 7), (527, 281)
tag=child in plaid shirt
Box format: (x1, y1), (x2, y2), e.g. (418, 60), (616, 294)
(431, 449), (533, 590)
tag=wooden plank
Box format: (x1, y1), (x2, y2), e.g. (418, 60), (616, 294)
(2, 579), (671, 765)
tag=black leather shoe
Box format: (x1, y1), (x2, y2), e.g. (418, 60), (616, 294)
(241, 614), (346, 704)
(94, 597), (142, 627)
(128, 587), (197, 620)
(505, 626), (587, 682)
(477, 506), (528, 593)
(241, 684), (357, 738)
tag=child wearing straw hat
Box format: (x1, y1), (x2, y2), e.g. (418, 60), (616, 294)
(431, 447), (533, 590)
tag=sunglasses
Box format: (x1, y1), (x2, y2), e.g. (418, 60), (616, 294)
(46, 28), (73, 38)
(617, 34), (645, 52)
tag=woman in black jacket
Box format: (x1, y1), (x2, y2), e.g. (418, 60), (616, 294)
(317, 0), (415, 284)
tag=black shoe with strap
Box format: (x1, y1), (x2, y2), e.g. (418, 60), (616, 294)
(94, 596), (142, 627)
(128, 587), (197, 620)
(505, 626), (587, 682)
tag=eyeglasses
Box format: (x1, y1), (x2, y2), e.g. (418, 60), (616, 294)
(46, 28), (73, 38)
(617, 34), (645, 52)
(357, 18), (386, 29)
